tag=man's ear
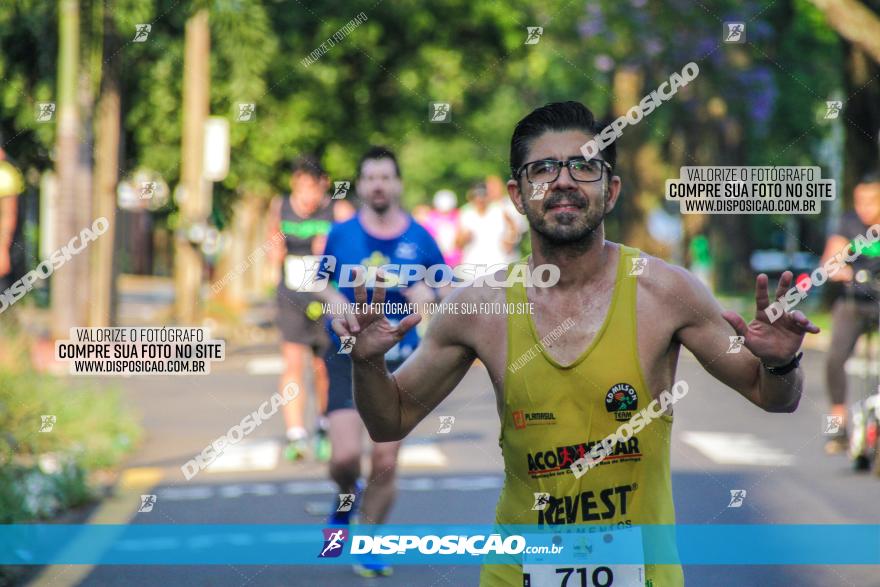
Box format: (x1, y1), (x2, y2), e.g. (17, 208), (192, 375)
(507, 177), (525, 214)
(604, 175), (622, 214)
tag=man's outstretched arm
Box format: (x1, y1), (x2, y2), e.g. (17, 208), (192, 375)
(331, 274), (476, 442)
(673, 268), (819, 412)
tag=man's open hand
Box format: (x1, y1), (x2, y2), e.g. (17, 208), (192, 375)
(721, 271), (820, 367)
(330, 269), (421, 361)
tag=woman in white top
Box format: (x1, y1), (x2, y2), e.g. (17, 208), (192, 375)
(456, 182), (519, 272)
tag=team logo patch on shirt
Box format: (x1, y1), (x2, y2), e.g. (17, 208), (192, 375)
(512, 410), (556, 429)
(605, 383), (638, 421)
(394, 242), (418, 259)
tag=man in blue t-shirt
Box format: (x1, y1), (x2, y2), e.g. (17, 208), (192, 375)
(320, 146), (444, 578)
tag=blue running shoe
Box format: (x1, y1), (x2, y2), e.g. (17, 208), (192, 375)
(327, 479), (363, 525)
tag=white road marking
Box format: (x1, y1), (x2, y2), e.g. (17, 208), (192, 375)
(158, 486), (215, 500)
(398, 444), (448, 467)
(217, 483), (277, 498)
(245, 356), (283, 375)
(282, 480), (337, 495)
(436, 476), (503, 491)
(681, 431), (794, 466)
(205, 439), (280, 473)
(157, 475), (504, 501)
(844, 357), (879, 378)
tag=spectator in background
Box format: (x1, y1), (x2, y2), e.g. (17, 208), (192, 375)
(411, 203), (431, 225)
(421, 189), (462, 267)
(820, 170), (880, 454)
(333, 195), (357, 223)
(487, 173), (527, 261)
(457, 181), (518, 273)
(0, 147), (23, 295)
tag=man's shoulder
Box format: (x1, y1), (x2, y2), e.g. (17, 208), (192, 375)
(328, 215), (362, 236)
(315, 201), (335, 222)
(427, 282), (504, 345)
(444, 279), (506, 304)
(634, 252), (716, 320)
(406, 216), (438, 241)
(834, 210), (863, 237)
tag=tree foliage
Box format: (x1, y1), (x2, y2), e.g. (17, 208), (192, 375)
(3, 0), (876, 285)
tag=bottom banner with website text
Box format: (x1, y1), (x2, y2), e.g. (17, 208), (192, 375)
(1, 525), (878, 565)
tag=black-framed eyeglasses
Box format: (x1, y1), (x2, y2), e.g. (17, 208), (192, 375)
(516, 157), (612, 184)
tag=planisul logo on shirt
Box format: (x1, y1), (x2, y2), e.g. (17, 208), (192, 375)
(512, 410), (557, 429)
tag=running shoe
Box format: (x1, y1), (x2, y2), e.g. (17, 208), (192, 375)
(352, 553), (393, 578)
(283, 438), (310, 461)
(824, 431), (848, 455)
(314, 428), (331, 463)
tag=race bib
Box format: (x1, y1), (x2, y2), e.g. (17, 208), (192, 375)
(522, 564), (644, 587)
(522, 527), (644, 587)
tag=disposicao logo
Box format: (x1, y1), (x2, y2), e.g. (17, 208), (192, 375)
(319, 528), (348, 558)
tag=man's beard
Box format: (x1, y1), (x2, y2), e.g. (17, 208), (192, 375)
(368, 193), (392, 214)
(524, 187), (607, 245)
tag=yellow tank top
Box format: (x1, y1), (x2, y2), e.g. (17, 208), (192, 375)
(479, 245), (684, 587)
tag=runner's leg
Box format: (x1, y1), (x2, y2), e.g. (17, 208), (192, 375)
(826, 299), (863, 414)
(328, 409), (363, 494)
(326, 349), (363, 498)
(280, 341), (309, 440)
(313, 354), (329, 416)
(360, 439), (402, 525)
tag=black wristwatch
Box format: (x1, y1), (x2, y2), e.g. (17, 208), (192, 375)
(762, 351), (803, 375)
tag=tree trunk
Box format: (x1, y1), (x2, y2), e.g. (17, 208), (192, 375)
(175, 9), (210, 324)
(90, 2), (120, 326)
(809, 0), (880, 64)
(212, 194), (268, 310)
(843, 44), (880, 200)
(51, 0), (84, 339)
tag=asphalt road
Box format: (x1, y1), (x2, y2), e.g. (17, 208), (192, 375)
(29, 347), (880, 587)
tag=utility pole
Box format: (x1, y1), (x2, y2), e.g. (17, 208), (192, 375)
(175, 9), (210, 324)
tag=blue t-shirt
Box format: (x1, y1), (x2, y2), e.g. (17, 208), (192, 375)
(323, 212), (445, 362)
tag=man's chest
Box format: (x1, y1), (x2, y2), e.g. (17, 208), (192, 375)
(475, 284), (681, 404)
(335, 238), (424, 267)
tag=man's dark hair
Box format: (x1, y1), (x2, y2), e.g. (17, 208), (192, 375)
(858, 169), (880, 185)
(467, 181), (487, 199)
(291, 154), (326, 178)
(358, 146), (401, 178)
(509, 101), (616, 179)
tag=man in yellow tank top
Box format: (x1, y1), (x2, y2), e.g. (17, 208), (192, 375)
(329, 102), (819, 586)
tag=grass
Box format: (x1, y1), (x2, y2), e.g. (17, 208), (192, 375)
(0, 331), (141, 524)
